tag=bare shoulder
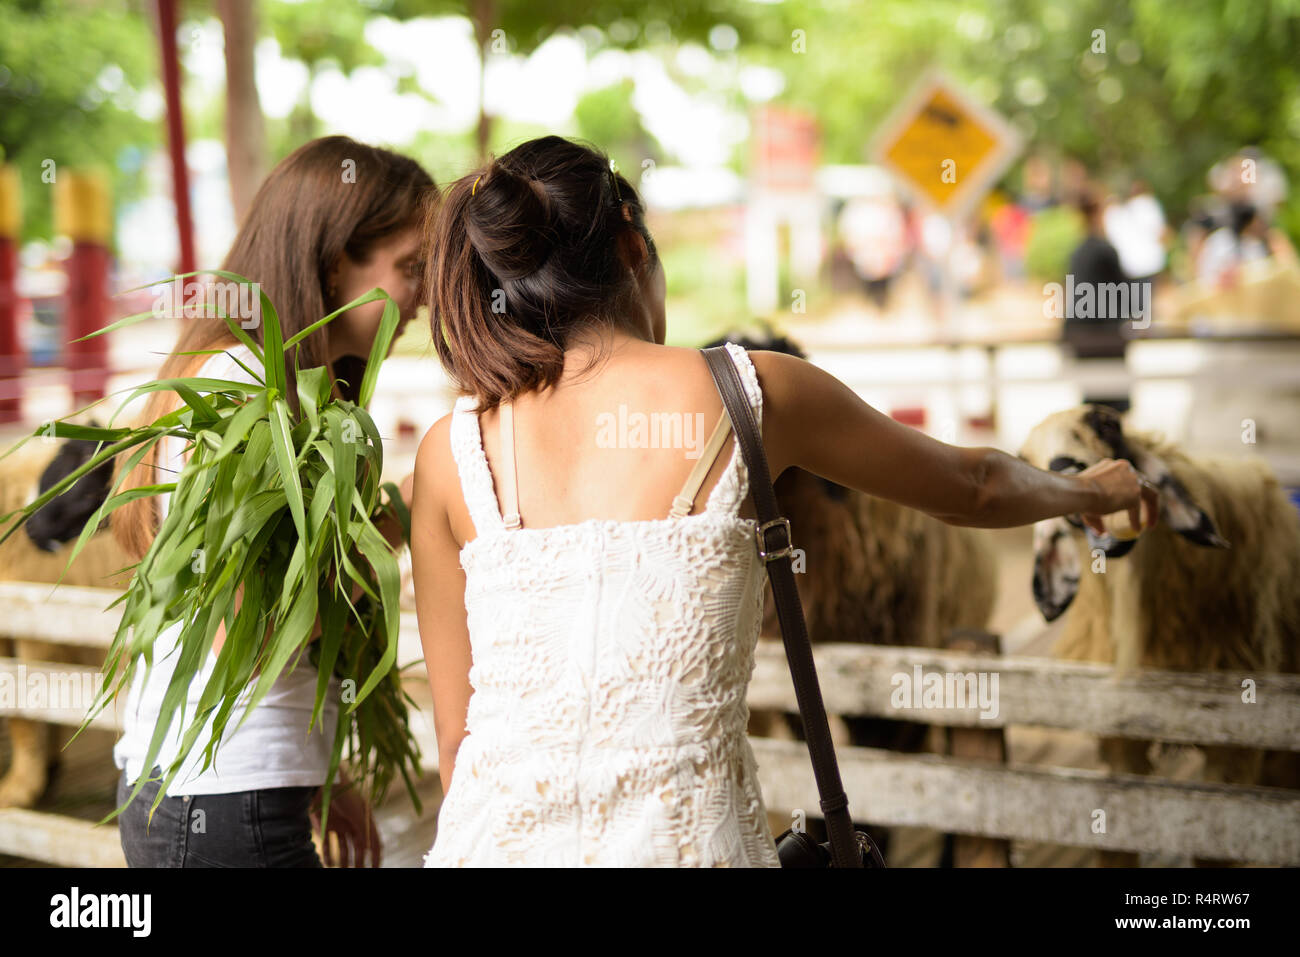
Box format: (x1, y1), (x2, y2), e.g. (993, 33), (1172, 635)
(742, 349), (812, 477)
(415, 411), (454, 479)
(748, 347), (864, 413)
(414, 411), (459, 505)
(654, 342), (807, 395)
(745, 348), (882, 479)
(744, 348), (809, 397)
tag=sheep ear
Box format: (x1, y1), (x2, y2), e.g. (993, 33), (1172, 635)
(1031, 517), (1080, 622)
(1132, 449), (1230, 549)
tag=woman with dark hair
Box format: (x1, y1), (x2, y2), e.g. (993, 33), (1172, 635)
(112, 135), (435, 867)
(411, 135), (1153, 867)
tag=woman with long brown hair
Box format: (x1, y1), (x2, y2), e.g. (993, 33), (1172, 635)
(112, 135), (434, 868)
(409, 135), (1155, 866)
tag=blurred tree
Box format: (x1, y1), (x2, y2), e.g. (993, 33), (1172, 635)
(574, 79), (664, 188)
(217, 0), (266, 224)
(6, 0), (1299, 246)
(0, 0), (157, 243)
(742, 0), (1300, 240)
(389, 0), (761, 158)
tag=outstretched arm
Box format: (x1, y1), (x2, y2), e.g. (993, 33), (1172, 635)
(750, 349), (1154, 529)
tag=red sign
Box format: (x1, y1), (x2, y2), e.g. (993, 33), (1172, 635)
(752, 106), (819, 192)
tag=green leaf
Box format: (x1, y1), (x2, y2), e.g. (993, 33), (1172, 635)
(358, 294), (402, 408)
(269, 397), (308, 544)
(284, 288), (389, 348)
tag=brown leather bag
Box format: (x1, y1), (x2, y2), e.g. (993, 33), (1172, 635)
(702, 346), (886, 869)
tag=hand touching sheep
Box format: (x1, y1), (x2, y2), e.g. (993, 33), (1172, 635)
(1077, 458), (1160, 539)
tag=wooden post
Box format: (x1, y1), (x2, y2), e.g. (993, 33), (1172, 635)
(0, 165), (23, 423)
(55, 170), (112, 408)
(940, 627), (1012, 867)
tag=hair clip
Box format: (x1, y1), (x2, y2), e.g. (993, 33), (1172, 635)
(471, 174), (483, 196)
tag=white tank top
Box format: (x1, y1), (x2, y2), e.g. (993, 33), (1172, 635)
(113, 345), (342, 794)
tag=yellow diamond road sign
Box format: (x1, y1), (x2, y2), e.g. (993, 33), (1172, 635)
(872, 72), (1022, 216)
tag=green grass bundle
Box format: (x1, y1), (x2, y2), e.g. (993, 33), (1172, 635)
(0, 272), (422, 828)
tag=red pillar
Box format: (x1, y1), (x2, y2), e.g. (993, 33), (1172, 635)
(157, 0), (196, 277)
(65, 243), (111, 408)
(0, 165), (22, 423)
(57, 171), (112, 409)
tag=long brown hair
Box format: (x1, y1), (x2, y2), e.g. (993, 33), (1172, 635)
(426, 135), (658, 411)
(114, 136), (434, 560)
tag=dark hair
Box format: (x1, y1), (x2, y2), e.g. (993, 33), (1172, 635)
(425, 135), (658, 410)
(114, 135), (435, 560)
(1229, 201), (1258, 236)
(1075, 188), (1103, 220)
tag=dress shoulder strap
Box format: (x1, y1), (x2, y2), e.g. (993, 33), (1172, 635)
(497, 401), (521, 530)
(449, 395), (508, 536)
(700, 341), (763, 517)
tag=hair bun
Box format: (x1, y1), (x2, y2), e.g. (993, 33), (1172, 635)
(465, 164), (556, 280)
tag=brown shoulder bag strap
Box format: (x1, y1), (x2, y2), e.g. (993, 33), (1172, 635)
(701, 346), (863, 868)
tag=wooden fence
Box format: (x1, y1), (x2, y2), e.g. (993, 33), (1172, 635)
(1, 581), (1297, 866)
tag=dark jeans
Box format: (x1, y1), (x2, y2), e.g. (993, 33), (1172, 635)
(117, 766), (322, 868)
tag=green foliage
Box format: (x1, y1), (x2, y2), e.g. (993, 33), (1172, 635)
(0, 0), (158, 243)
(660, 239), (746, 346)
(574, 80), (664, 188)
(1023, 205), (1085, 282)
(0, 276), (421, 829)
(389, 0), (760, 53)
(747, 0), (1300, 240)
(8, 0), (1300, 265)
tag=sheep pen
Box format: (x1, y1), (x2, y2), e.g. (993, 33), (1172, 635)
(0, 433), (133, 808)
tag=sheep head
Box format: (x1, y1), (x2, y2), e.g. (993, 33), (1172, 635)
(1019, 404), (1228, 621)
(24, 428), (115, 552)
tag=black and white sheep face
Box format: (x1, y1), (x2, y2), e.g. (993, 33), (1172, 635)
(1032, 515), (1080, 621)
(1019, 404), (1229, 620)
(1019, 405), (1128, 479)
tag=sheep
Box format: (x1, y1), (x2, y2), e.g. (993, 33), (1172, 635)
(0, 432), (133, 808)
(1020, 404), (1300, 863)
(706, 332), (1000, 856)
(775, 467), (998, 653)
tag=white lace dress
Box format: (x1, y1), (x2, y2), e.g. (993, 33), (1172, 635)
(423, 342), (781, 867)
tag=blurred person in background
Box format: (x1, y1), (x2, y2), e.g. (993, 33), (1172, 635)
(1104, 179), (1167, 286)
(837, 190), (909, 311)
(1020, 154), (1057, 212)
(1196, 200), (1297, 287)
(1209, 147), (1288, 222)
(1062, 187), (1133, 412)
(989, 195), (1031, 280)
(914, 207), (951, 308)
(1181, 195), (1222, 281)
(953, 220), (995, 298)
